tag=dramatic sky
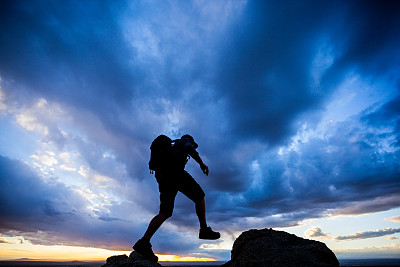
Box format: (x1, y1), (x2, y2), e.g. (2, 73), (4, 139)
(0, 0), (399, 261)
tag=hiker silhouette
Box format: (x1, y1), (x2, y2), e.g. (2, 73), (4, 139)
(133, 134), (220, 262)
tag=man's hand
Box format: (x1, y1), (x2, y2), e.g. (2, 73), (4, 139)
(200, 163), (209, 176)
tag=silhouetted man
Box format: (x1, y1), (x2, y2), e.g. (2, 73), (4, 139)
(133, 134), (220, 262)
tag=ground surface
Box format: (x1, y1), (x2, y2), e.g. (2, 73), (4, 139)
(1, 259), (400, 267)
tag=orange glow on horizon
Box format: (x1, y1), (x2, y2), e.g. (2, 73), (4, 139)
(0, 237), (215, 262)
(157, 254), (215, 262)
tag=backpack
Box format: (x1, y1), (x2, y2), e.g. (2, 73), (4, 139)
(148, 135), (173, 173)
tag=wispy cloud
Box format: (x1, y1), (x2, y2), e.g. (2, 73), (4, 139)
(334, 196), (400, 217)
(0, 237), (13, 244)
(334, 228), (400, 241)
(305, 226), (400, 242)
(386, 216), (400, 223)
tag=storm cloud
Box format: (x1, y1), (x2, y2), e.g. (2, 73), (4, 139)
(0, 0), (399, 260)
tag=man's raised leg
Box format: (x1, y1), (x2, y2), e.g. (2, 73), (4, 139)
(195, 198), (220, 240)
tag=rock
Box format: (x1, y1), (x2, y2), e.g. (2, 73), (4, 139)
(222, 228), (339, 267)
(129, 251), (162, 267)
(102, 254), (130, 267)
(102, 251), (162, 267)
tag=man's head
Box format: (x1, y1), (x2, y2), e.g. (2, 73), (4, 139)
(181, 134), (198, 149)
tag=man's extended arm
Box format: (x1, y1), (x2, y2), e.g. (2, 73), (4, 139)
(184, 141), (209, 176)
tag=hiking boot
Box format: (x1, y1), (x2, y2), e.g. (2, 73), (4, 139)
(132, 238), (158, 262)
(199, 227), (220, 240)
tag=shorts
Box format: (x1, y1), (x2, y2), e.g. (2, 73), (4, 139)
(155, 170), (205, 215)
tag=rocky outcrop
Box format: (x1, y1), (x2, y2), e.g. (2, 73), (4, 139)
(222, 228), (339, 267)
(102, 251), (162, 267)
